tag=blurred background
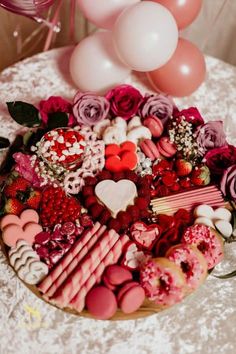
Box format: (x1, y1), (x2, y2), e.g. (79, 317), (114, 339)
(0, 0), (235, 71)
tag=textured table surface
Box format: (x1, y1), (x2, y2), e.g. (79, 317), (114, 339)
(0, 47), (236, 354)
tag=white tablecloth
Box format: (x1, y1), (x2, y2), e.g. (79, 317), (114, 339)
(0, 47), (236, 354)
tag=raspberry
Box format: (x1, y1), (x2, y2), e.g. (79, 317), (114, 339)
(98, 170), (112, 181)
(113, 171), (125, 182)
(90, 203), (104, 219)
(99, 210), (112, 225)
(116, 211), (132, 228)
(84, 196), (98, 208)
(135, 197), (149, 210)
(170, 182), (181, 192)
(84, 176), (97, 186)
(82, 186), (94, 197)
(80, 214), (93, 227)
(152, 160), (172, 176)
(156, 185), (170, 197)
(108, 219), (121, 233)
(124, 171), (138, 183)
(139, 209), (150, 219)
(138, 188), (150, 198)
(162, 171), (177, 187)
(126, 205), (140, 222)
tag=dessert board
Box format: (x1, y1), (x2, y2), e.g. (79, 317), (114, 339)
(0, 79), (235, 320)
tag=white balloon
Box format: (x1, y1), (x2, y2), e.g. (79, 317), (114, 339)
(69, 31), (130, 94)
(112, 1), (178, 72)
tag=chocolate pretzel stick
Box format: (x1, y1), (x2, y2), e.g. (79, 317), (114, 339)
(70, 234), (130, 312)
(44, 224), (107, 298)
(38, 222), (101, 294)
(51, 229), (119, 307)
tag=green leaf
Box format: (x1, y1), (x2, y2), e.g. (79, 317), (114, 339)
(0, 137), (10, 149)
(214, 270), (236, 279)
(47, 112), (68, 129)
(7, 101), (41, 127)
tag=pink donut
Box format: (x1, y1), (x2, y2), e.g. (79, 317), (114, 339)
(157, 137), (177, 158)
(166, 244), (208, 290)
(103, 265), (132, 286)
(182, 224), (224, 270)
(117, 282), (145, 314)
(140, 258), (186, 307)
(143, 116), (163, 138)
(140, 139), (160, 161)
(85, 286), (117, 320)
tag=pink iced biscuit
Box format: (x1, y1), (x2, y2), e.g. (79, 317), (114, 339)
(51, 230), (119, 307)
(38, 222), (101, 294)
(118, 282), (145, 314)
(140, 139), (160, 161)
(157, 137), (177, 158)
(69, 234), (129, 312)
(143, 116), (163, 138)
(44, 224), (106, 297)
(1, 209), (39, 230)
(85, 286), (117, 320)
(104, 265), (132, 286)
(2, 222), (43, 247)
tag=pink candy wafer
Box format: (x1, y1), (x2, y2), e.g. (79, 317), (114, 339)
(70, 234), (130, 312)
(51, 229), (119, 307)
(44, 224), (107, 298)
(38, 222), (101, 294)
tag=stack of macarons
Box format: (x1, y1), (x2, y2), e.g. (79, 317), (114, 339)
(85, 265), (145, 320)
(140, 136), (177, 161)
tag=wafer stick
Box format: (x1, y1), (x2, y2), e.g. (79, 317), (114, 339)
(38, 222), (101, 294)
(70, 234), (130, 312)
(152, 196), (224, 209)
(44, 224), (107, 298)
(151, 191), (222, 206)
(51, 229), (119, 307)
(152, 201), (225, 215)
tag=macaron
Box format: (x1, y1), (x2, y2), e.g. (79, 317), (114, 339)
(117, 281), (145, 314)
(104, 265), (132, 286)
(143, 116), (163, 138)
(85, 286), (117, 320)
(140, 139), (160, 161)
(157, 137), (177, 158)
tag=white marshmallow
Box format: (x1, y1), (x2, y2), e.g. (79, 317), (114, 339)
(194, 217), (215, 228)
(194, 205), (214, 219)
(215, 220), (233, 238)
(213, 208), (232, 222)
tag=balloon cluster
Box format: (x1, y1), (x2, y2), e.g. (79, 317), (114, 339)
(71, 0), (205, 97)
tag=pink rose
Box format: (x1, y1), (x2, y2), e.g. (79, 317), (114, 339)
(174, 107), (204, 128)
(105, 84), (143, 120)
(220, 165), (236, 201)
(39, 96), (75, 127)
(73, 92), (110, 126)
(204, 145), (236, 176)
(139, 94), (174, 126)
(195, 121), (227, 155)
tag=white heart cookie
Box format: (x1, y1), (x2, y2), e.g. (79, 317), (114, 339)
(95, 179), (137, 217)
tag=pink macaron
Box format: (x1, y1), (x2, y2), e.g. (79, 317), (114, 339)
(117, 281), (145, 314)
(143, 116), (163, 138)
(103, 265), (133, 287)
(140, 139), (160, 161)
(85, 286), (117, 320)
(157, 137), (177, 158)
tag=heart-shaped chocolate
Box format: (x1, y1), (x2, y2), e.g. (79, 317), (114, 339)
(130, 222), (161, 250)
(95, 179), (137, 217)
(105, 141), (138, 172)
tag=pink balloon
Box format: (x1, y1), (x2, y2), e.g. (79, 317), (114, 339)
(77, 0), (140, 30)
(113, 1), (178, 72)
(146, 38), (206, 97)
(70, 31), (131, 94)
(0, 0), (55, 17)
(152, 0), (202, 29)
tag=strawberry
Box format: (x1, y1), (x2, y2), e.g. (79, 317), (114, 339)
(152, 159), (172, 176)
(4, 176), (30, 198)
(179, 177), (192, 189)
(175, 159), (193, 177)
(190, 165), (211, 186)
(4, 198), (24, 215)
(26, 190), (41, 210)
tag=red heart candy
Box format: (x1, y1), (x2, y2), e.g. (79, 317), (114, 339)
(105, 141), (138, 172)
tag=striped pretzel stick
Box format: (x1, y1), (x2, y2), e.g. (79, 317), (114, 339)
(38, 222), (101, 294)
(45, 224), (107, 298)
(70, 234), (130, 312)
(51, 229), (119, 307)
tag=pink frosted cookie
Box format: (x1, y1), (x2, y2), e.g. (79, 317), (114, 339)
(157, 137), (177, 158)
(103, 265), (132, 286)
(85, 286), (117, 320)
(182, 224), (224, 269)
(166, 244), (208, 290)
(140, 258), (186, 307)
(140, 139), (160, 161)
(117, 281), (145, 314)
(143, 116), (163, 138)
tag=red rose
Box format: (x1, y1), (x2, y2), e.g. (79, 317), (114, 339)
(105, 85), (143, 120)
(39, 96), (76, 127)
(204, 145), (236, 176)
(174, 107), (204, 128)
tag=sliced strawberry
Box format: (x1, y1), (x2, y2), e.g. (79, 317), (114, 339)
(26, 190), (41, 210)
(4, 176), (30, 198)
(190, 165), (211, 186)
(4, 198), (24, 215)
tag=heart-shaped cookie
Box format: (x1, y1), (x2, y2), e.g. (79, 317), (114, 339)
(3, 222), (43, 247)
(105, 141), (138, 172)
(0, 209), (39, 230)
(121, 242), (147, 270)
(130, 222), (161, 250)
(95, 179), (137, 217)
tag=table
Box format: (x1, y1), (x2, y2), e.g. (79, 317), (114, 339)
(0, 47), (236, 354)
